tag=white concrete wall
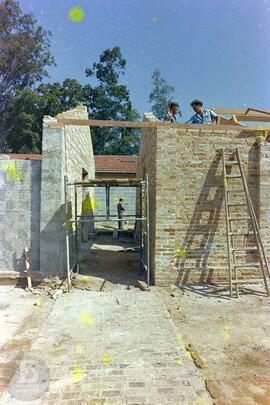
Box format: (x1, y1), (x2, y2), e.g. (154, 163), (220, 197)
(0, 158), (41, 274)
(40, 106), (95, 275)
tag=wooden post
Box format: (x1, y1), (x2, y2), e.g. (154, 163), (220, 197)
(24, 247), (32, 288)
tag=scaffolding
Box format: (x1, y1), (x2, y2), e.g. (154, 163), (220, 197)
(65, 175), (150, 291)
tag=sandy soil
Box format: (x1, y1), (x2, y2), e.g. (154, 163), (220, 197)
(153, 284), (270, 403)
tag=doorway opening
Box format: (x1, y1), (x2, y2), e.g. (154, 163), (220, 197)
(65, 176), (150, 291)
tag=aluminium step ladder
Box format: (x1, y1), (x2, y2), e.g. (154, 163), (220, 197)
(222, 148), (270, 298)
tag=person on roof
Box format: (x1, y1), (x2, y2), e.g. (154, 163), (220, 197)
(164, 101), (180, 123)
(186, 99), (218, 124)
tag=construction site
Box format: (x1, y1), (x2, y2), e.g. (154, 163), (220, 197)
(1, 105), (270, 404)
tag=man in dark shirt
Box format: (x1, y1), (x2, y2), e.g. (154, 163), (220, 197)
(164, 101), (180, 123)
(117, 198), (125, 230)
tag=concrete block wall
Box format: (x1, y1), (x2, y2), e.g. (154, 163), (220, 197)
(0, 157), (41, 274)
(40, 106), (95, 275)
(94, 187), (136, 217)
(138, 116), (270, 286)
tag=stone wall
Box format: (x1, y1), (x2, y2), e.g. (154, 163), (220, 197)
(40, 106), (95, 275)
(138, 116), (270, 286)
(0, 157), (41, 275)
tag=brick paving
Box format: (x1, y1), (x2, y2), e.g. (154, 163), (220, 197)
(1, 289), (212, 404)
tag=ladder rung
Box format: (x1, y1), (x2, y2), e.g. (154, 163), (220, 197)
(227, 202), (248, 206)
(228, 216), (250, 221)
(233, 262), (260, 268)
(225, 161), (239, 165)
(230, 247), (258, 252)
(225, 174), (242, 178)
(227, 189), (244, 192)
(229, 231), (253, 235)
(231, 278), (264, 284)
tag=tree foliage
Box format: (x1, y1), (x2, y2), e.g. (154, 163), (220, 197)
(4, 45), (140, 155)
(85, 47), (140, 155)
(149, 69), (178, 120)
(0, 0), (55, 150)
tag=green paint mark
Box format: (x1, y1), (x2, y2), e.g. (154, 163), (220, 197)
(78, 310), (95, 326)
(102, 352), (114, 367)
(4, 161), (23, 181)
(68, 6), (85, 22)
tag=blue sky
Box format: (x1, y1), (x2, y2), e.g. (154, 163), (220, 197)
(19, 0), (270, 121)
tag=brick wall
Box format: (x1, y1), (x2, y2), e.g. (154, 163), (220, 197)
(138, 118), (270, 286)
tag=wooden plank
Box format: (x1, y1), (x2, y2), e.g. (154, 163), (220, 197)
(235, 115), (270, 122)
(245, 108), (270, 116)
(24, 247), (32, 288)
(58, 118), (163, 128)
(213, 108), (247, 115)
(56, 117), (269, 130)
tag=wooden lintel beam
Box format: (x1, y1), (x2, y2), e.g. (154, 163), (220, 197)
(57, 118), (161, 128)
(234, 115), (270, 122)
(56, 117), (270, 130)
(245, 108), (270, 116)
(212, 108), (247, 115)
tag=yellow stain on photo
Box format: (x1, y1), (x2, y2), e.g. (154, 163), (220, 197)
(75, 344), (85, 353)
(185, 350), (192, 360)
(78, 310), (95, 326)
(175, 358), (182, 365)
(4, 161), (23, 181)
(175, 247), (187, 258)
(34, 297), (43, 307)
(53, 345), (64, 356)
(71, 364), (85, 381)
(68, 6), (85, 22)
(223, 322), (233, 341)
(82, 195), (98, 214)
(102, 352), (114, 367)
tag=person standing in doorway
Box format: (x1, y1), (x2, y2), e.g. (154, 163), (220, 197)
(186, 99), (218, 124)
(117, 198), (125, 230)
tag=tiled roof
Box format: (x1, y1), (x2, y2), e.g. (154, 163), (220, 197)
(94, 155), (138, 174)
(0, 154), (42, 160)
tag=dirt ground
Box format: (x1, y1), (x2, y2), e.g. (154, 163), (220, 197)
(72, 234), (270, 403)
(153, 284), (270, 404)
(1, 234), (270, 404)
(73, 234), (142, 291)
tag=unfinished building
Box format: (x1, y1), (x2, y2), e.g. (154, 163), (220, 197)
(138, 113), (270, 287)
(1, 105), (270, 294)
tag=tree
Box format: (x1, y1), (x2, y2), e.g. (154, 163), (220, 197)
(4, 46), (140, 155)
(149, 69), (179, 120)
(85, 47), (140, 155)
(0, 0), (55, 150)
(5, 79), (86, 153)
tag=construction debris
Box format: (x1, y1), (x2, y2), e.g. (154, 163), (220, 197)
(137, 280), (151, 291)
